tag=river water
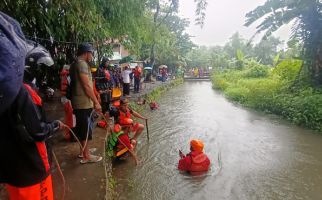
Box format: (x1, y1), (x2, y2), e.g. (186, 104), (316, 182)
(113, 81), (322, 200)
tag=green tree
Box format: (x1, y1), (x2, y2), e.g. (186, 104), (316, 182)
(245, 0), (322, 86)
(253, 36), (282, 65)
(223, 32), (252, 59)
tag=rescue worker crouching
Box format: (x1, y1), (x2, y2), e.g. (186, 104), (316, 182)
(117, 98), (147, 141)
(178, 139), (211, 173)
(113, 123), (139, 165)
(0, 15), (65, 200)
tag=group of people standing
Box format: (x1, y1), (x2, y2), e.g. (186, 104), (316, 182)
(0, 11), (147, 199)
(190, 67), (205, 78)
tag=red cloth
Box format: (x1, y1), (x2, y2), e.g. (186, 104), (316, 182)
(104, 69), (111, 80)
(117, 134), (132, 150)
(134, 68), (141, 78)
(63, 101), (74, 140)
(178, 151), (210, 172)
(97, 120), (107, 128)
(24, 84), (42, 106)
(6, 175), (53, 200)
(60, 69), (69, 96)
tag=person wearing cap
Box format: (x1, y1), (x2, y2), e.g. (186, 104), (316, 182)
(69, 43), (102, 164)
(117, 98), (147, 141)
(178, 139), (211, 173)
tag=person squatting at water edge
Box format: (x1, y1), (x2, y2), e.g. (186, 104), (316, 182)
(116, 97), (147, 141)
(0, 12), (66, 200)
(178, 139), (211, 173)
(69, 43), (103, 164)
(113, 123), (140, 165)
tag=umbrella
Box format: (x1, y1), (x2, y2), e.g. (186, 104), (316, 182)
(144, 67), (152, 70)
(158, 65), (168, 69)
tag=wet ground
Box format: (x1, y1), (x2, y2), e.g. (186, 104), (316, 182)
(113, 81), (322, 200)
(0, 78), (170, 200)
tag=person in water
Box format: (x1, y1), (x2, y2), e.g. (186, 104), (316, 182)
(178, 139), (210, 172)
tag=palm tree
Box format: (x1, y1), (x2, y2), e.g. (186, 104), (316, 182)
(245, 0), (322, 86)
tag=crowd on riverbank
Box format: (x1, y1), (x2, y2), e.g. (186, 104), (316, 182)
(0, 12), (171, 200)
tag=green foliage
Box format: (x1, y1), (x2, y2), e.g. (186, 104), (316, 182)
(186, 33), (281, 71)
(253, 37), (282, 65)
(212, 60), (322, 132)
(106, 130), (124, 158)
(272, 59), (303, 81)
(273, 53), (280, 67)
(243, 65), (269, 78)
(194, 0), (208, 27)
(245, 0), (322, 86)
(225, 87), (249, 103)
(272, 89), (322, 131)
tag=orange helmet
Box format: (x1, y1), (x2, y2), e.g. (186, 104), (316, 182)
(114, 124), (121, 133)
(120, 118), (133, 125)
(190, 139), (204, 152)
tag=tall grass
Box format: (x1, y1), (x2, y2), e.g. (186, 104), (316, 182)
(212, 59), (322, 132)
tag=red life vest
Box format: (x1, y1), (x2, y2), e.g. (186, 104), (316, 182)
(189, 151), (210, 172)
(134, 69), (141, 78)
(104, 69), (111, 81)
(0, 84), (55, 187)
(23, 84), (49, 172)
(24, 84), (42, 106)
(119, 108), (131, 124)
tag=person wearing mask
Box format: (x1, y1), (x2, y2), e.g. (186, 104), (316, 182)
(69, 43), (102, 164)
(121, 65), (132, 96)
(0, 12), (64, 200)
(178, 139), (211, 173)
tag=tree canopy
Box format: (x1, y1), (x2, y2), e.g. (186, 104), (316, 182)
(1, 0), (207, 69)
(245, 0), (322, 86)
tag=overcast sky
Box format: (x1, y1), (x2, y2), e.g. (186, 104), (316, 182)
(178, 0), (292, 46)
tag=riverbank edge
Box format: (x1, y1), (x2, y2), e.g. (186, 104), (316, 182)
(105, 78), (184, 200)
(211, 73), (322, 133)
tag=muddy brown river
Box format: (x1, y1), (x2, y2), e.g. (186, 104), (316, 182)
(112, 81), (322, 200)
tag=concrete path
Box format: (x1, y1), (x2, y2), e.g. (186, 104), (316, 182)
(0, 78), (170, 200)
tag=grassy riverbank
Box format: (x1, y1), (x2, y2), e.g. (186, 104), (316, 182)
(212, 60), (322, 132)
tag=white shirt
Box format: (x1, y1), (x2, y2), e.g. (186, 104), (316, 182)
(122, 69), (132, 84)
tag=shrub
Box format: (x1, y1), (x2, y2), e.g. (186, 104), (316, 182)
(224, 87), (250, 103)
(211, 60), (322, 132)
(272, 59), (303, 81)
(243, 65), (269, 78)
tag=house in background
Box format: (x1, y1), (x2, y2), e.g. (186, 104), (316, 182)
(101, 38), (130, 63)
